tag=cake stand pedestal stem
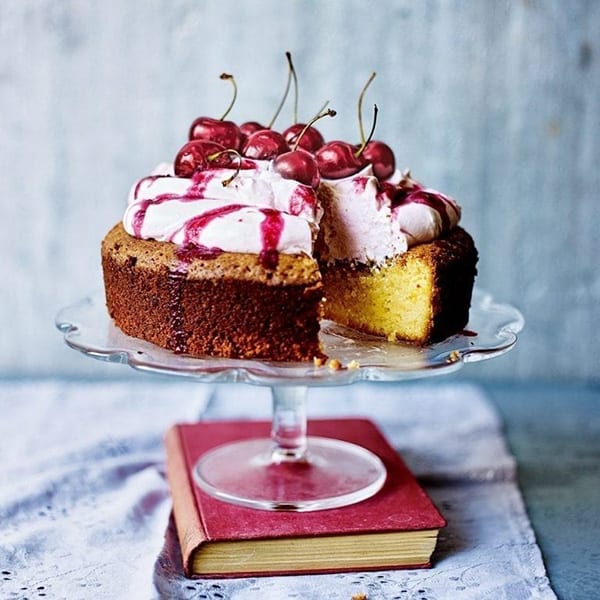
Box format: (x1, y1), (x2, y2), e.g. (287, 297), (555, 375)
(270, 386), (308, 462)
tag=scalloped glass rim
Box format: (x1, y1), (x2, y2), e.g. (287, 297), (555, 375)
(55, 288), (523, 386)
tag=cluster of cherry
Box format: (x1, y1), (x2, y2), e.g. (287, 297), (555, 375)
(173, 56), (396, 190)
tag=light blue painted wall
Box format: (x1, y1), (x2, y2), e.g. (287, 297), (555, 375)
(1, 0), (598, 380)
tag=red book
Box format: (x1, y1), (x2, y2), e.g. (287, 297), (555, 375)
(165, 418), (445, 578)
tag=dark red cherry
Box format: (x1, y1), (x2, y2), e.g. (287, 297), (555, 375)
(242, 129), (289, 160)
(362, 140), (396, 180)
(282, 123), (325, 153)
(239, 121), (267, 137)
(273, 149), (320, 188)
(238, 121), (267, 150)
(174, 140), (225, 177)
(315, 141), (367, 179)
(188, 116), (242, 151)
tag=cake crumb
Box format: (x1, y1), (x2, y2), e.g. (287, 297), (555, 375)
(313, 356), (327, 367)
(328, 358), (343, 371)
(352, 593), (368, 600)
(347, 359), (360, 370)
(447, 350), (461, 363)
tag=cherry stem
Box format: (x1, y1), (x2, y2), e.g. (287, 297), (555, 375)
(355, 104), (378, 158)
(314, 99), (330, 115)
(358, 72), (376, 146)
(288, 52), (299, 124)
(291, 108), (336, 152)
(268, 52), (294, 129)
(219, 73), (237, 121)
(207, 149), (243, 186)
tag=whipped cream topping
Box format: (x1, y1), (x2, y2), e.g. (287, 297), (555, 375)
(318, 166), (461, 264)
(123, 161), (320, 258)
(123, 159), (461, 266)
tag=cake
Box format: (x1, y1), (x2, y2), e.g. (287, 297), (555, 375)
(101, 70), (478, 362)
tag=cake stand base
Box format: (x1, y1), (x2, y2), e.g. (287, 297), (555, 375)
(193, 435), (386, 512)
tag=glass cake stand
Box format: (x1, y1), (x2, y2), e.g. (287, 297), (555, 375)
(56, 288), (523, 512)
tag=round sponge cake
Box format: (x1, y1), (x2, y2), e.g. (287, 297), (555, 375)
(102, 223), (477, 360)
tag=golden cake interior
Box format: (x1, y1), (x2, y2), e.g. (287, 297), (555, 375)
(320, 227), (478, 345)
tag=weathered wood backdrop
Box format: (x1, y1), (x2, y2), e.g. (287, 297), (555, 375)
(1, 1), (598, 380)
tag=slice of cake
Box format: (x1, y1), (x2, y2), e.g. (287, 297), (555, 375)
(317, 169), (478, 344)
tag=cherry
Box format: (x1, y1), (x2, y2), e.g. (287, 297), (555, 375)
(239, 121), (266, 137)
(315, 141), (367, 179)
(242, 129), (289, 160)
(238, 121), (266, 150)
(209, 151), (257, 171)
(315, 75), (389, 180)
(282, 123), (324, 152)
(174, 140), (225, 177)
(361, 140), (395, 180)
(174, 140), (256, 178)
(188, 74), (242, 150)
(274, 149), (320, 188)
(189, 116), (242, 150)
(275, 107), (336, 186)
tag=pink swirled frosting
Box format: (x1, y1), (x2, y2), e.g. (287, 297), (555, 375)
(317, 166), (461, 264)
(123, 161), (320, 258)
(123, 161), (461, 265)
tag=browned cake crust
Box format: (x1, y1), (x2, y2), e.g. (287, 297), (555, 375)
(102, 223), (324, 361)
(319, 227), (478, 345)
(413, 227), (478, 342)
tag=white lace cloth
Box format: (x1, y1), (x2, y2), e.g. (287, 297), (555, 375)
(0, 379), (556, 599)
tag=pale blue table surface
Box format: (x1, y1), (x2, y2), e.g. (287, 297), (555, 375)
(483, 380), (600, 600)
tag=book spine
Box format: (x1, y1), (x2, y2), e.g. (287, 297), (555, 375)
(164, 425), (208, 577)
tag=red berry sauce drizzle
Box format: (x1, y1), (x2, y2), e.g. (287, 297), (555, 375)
(133, 168), (289, 352)
(258, 208), (284, 270)
(165, 203), (246, 353)
(164, 204), (284, 352)
(179, 204), (247, 245)
(288, 184), (317, 216)
(406, 190), (454, 232)
(131, 171), (218, 238)
(375, 181), (396, 210)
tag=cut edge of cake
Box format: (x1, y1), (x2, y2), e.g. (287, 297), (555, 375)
(319, 227), (478, 345)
